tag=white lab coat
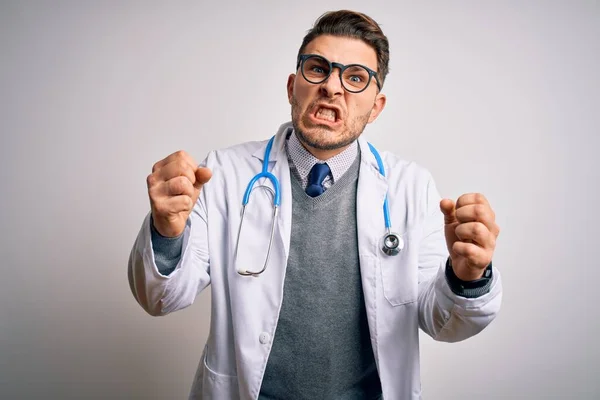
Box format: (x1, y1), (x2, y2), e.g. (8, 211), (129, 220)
(128, 121), (502, 399)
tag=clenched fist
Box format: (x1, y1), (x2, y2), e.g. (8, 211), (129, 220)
(147, 151), (212, 238)
(440, 193), (500, 282)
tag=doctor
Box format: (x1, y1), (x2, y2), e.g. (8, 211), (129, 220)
(128, 9), (502, 400)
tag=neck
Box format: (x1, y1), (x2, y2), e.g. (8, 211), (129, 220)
(297, 136), (353, 161)
(299, 141), (351, 161)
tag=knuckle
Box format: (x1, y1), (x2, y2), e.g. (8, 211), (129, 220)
(179, 176), (193, 194)
(454, 224), (463, 237)
(178, 161), (194, 180)
(168, 177), (193, 197)
(186, 179), (197, 196)
(175, 175), (186, 187)
(163, 180), (174, 196)
(461, 223), (470, 235)
(457, 242), (471, 257)
(148, 184), (159, 200)
(178, 174), (189, 185)
(469, 224), (478, 237)
(466, 245), (478, 258)
(153, 199), (167, 215)
(474, 204), (485, 219)
(165, 201), (178, 215)
(146, 174), (154, 188)
(475, 222), (487, 237)
(177, 159), (189, 171)
(179, 196), (192, 213)
(169, 178), (184, 194)
(466, 224), (476, 237)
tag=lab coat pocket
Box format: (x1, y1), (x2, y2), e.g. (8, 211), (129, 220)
(192, 350), (239, 400)
(380, 233), (418, 306)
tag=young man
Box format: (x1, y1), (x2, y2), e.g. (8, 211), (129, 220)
(129, 10), (502, 399)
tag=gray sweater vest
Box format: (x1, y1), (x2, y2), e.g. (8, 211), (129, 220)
(259, 153), (382, 399)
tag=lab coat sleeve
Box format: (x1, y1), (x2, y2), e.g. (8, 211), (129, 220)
(416, 173), (502, 342)
(127, 161), (211, 317)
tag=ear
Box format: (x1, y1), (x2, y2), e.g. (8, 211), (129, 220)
(368, 92), (386, 123)
(287, 74), (296, 105)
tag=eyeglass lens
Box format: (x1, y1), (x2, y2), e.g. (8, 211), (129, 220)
(302, 55), (372, 92)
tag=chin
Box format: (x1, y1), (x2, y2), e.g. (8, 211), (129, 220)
(295, 122), (353, 151)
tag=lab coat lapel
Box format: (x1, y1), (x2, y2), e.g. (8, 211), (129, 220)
(270, 126), (292, 264)
(356, 136), (388, 357)
(356, 136), (389, 257)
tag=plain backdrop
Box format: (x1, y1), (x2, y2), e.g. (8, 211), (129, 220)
(1, 1), (599, 399)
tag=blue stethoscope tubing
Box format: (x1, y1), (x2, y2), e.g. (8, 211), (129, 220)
(367, 142), (391, 231)
(235, 136), (403, 277)
(367, 143), (404, 257)
(242, 137), (281, 207)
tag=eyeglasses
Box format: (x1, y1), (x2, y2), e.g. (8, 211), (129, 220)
(296, 54), (382, 93)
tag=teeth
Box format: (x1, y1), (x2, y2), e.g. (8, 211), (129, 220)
(316, 108), (336, 122)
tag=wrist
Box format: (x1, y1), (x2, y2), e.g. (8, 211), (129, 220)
(450, 257), (486, 281)
(150, 214), (184, 239)
(445, 258), (493, 298)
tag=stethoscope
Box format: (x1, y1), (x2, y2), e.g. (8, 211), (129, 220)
(235, 136), (404, 276)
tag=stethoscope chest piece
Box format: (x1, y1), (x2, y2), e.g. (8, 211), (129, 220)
(381, 232), (404, 256)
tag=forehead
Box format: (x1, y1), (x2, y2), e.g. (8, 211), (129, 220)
(303, 35), (378, 71)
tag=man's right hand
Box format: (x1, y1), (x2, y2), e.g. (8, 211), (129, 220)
(147, 151), (212, 238)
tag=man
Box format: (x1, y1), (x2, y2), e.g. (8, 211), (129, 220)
(128, 10), (502, 399)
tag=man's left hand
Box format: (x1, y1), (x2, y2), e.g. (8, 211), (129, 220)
(440, 193), (500, 281)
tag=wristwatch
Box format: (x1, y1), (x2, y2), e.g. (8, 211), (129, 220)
(445, 257), (493, 298)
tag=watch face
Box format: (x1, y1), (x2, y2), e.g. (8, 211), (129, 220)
(446, 259), (493, 292)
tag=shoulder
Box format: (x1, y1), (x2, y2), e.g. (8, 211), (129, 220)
(201, 121), (292, 167)
(375, 149), (435, 185)
(376, 150), (440, 213)
(357, 148), (442, 222)
(201, 139), (266, 167)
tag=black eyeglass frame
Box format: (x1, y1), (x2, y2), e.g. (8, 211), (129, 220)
(296, 54), (382, 93)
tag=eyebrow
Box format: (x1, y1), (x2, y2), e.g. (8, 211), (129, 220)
(305, 52), (378, 71)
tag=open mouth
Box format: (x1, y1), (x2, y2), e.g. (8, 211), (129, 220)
(310, 105), (342, 126)
(315, 107), (337, 122)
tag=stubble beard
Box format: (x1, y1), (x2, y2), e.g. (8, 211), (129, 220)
(290, 94), (371, 151)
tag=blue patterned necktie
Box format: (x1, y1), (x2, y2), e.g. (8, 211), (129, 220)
(305, 163), (331, 197)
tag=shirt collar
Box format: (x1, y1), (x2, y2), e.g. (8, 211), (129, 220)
(286, 129), (359, 184)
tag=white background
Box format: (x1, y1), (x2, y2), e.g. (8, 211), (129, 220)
(1, 1), (598, 398)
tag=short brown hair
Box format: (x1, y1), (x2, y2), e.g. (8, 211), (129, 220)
(297, 10), (390, 88)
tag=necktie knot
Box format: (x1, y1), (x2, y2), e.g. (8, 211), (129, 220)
(305, 163), (330, 197)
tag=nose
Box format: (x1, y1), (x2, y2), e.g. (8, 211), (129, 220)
(319, 67), (344, 98)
